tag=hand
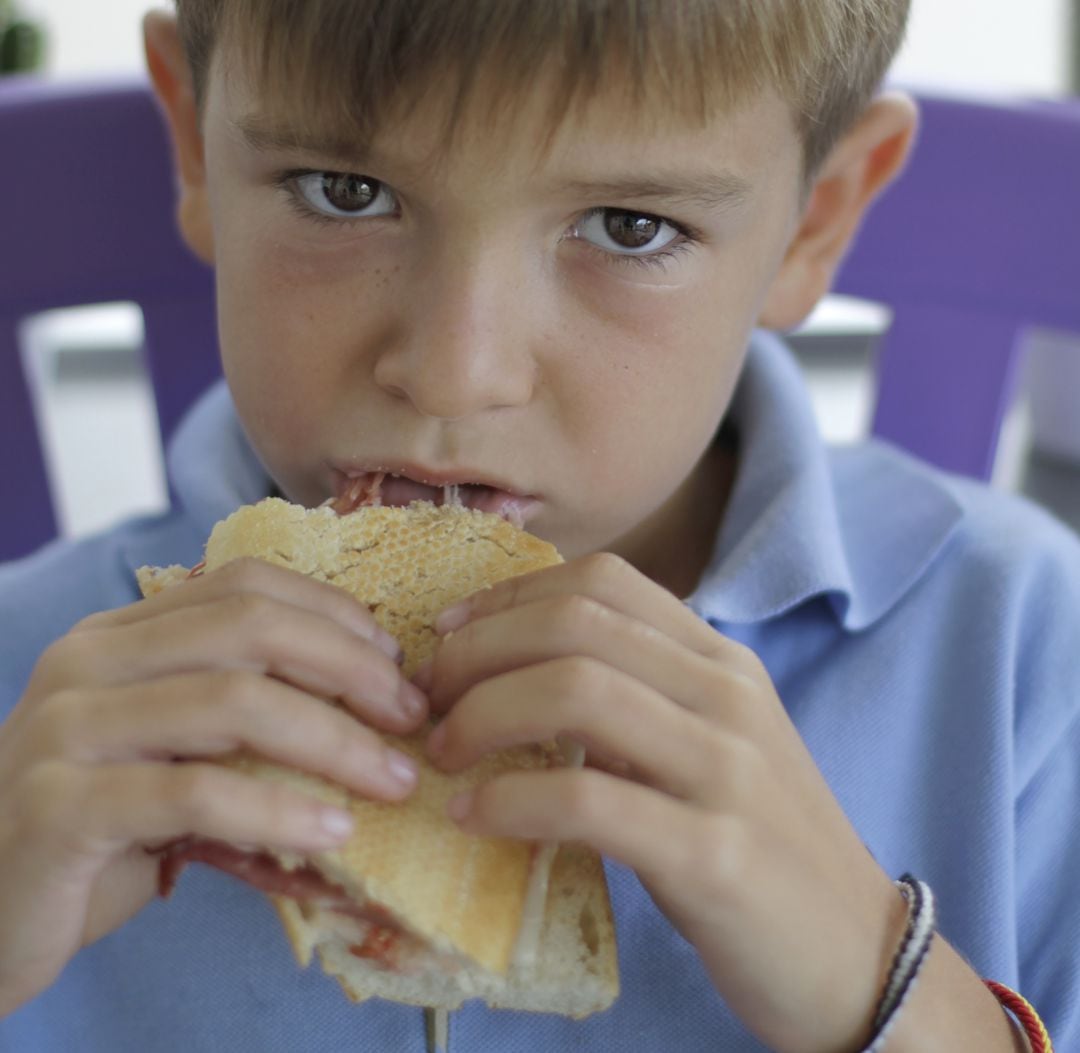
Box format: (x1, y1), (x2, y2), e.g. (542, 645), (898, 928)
(0, 559), (427, 1016)
(419, 553), (904, 1053)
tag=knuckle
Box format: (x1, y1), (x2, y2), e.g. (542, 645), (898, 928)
(26, 690), (85, 760)
(703, 631), (734, 663)
(321, 713), (376, 767)
(260, 780), (322, 827)
(731, 643), (768, 683)
(549, 655), (611, 705)
(218, 557), (274, 590)
(37, 633), (100, 684)
(714, 734), (766, 807)
(557, 768), (608, 825)
(707, 633), (767, 681)
(171, 766), (221, 828)
(580, 551), (633, 593)
(226, 591), (280, 639)
(212, 669), (267, 720)
(696, 813), (751, 892)
(721, 673), (772, 739)
(325, 588), (372, 626)
(550, 594), (608, 641)
(70, 610), (114, 634)
(15, 760), (76, 837)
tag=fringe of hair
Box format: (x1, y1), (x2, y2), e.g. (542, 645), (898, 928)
(175, 0), (909, 183)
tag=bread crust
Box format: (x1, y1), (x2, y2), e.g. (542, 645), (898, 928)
(205, 497), (560, 677)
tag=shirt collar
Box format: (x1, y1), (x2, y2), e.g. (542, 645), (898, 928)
(162, 333), (963, 632)
(166, 380), (273, 542)
(686, 330), (964, 631)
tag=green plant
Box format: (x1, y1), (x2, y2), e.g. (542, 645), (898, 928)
(1, 1), (45, 74)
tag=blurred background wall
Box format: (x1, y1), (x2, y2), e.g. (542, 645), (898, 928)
(16, 0), (1078, 94)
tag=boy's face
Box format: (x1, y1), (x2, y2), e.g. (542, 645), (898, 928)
(194, 46), (806, 583)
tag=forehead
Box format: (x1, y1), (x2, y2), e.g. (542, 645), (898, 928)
(211, 48), (802, 201)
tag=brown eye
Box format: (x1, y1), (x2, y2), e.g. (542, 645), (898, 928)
(574, 207), (681, 258)
(322, 173), (379, 212)
(292, 171), (398, 220)
(603, 210), (662, 249)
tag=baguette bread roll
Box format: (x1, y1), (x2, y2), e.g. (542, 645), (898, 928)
(138, 497), (619, 1018)
(138, 496), (563, 678)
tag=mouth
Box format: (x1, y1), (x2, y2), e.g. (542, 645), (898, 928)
(329, 465), (541, 529)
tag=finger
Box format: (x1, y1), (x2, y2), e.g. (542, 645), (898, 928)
(52, 595), (427, 734)
(90, 557), (402, 664)
(29, 760), (364, 856)
(423, 592), (739, 721)
(448, 766), (703, 892)
(39, 673), (419, 802)
(432, 552), (740, 663)
(428, 658), (718, 803)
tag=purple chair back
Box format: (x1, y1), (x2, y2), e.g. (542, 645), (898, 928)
(835, 91), (1080, 480)
(0, 76), (219, 562)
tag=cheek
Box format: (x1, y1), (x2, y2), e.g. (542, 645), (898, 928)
(212, 217), (398, 450)
(215, 251), (323, 450)
(564, 274), (748, 426)
(546, 252), (765, 530)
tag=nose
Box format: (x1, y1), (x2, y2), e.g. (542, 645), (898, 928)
(373, 243), (537, 421)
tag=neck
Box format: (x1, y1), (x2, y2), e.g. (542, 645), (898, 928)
(616, 436), (738, 600)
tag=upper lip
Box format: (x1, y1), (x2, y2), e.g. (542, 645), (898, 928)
(331, 461), (534, 498)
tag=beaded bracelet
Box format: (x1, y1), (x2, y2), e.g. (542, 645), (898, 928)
(860, 874), (937, 1053)
(985, 980), (1054, 1053)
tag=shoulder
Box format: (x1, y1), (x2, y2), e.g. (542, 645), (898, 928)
(835, 440), (1080, 765)
(0, 511), (204, 715)
(905, 446), (1078, 605)
(834, 438), (1080, 599)
(939, 467), (1080, 759)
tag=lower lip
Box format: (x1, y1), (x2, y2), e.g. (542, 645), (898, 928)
(465, 490), (542, 528)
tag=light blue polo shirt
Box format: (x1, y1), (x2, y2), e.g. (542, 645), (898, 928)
(2, 332), (1078, 1051)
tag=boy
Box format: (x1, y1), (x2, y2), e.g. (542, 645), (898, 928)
(1, 1), (1077, 1049)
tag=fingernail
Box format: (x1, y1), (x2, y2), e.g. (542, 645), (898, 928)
(435, 602), (470, 636)
(385, 749), (419, 790)
(447, 789), (474, 823)
(398, 680), (428, 721)
(319, 807), (355, 841)
(370, 629), (403, 664)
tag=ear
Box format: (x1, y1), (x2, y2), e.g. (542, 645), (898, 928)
(143, 10), (215, 265)
(758, 92), (918, 330)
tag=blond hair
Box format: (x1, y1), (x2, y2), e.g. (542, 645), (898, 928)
(174, 0), (909, 184)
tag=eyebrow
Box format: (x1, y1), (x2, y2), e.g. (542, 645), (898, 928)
(554, 173), (753, 214)
(233, 114), (375, 165)
(233, 114), (754, 214)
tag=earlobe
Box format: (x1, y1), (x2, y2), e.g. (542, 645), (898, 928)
(143, 10), (215, 265)
(758, 93), (919, 331)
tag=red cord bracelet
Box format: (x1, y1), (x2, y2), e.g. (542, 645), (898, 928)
(985, 980), (1053, 1053)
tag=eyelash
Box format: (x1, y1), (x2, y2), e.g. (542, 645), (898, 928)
(272, 169), (702, 271)
(575, 207), (699, 272)
(273, 169), (378, 228)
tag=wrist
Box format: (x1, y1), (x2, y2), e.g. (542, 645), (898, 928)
(850, 875), (937, 1053)
(842, 874), (1043, 1053)
(984, 982), (1052, 1053)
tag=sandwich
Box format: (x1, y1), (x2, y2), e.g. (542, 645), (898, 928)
(137, 494), (620, 1019)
